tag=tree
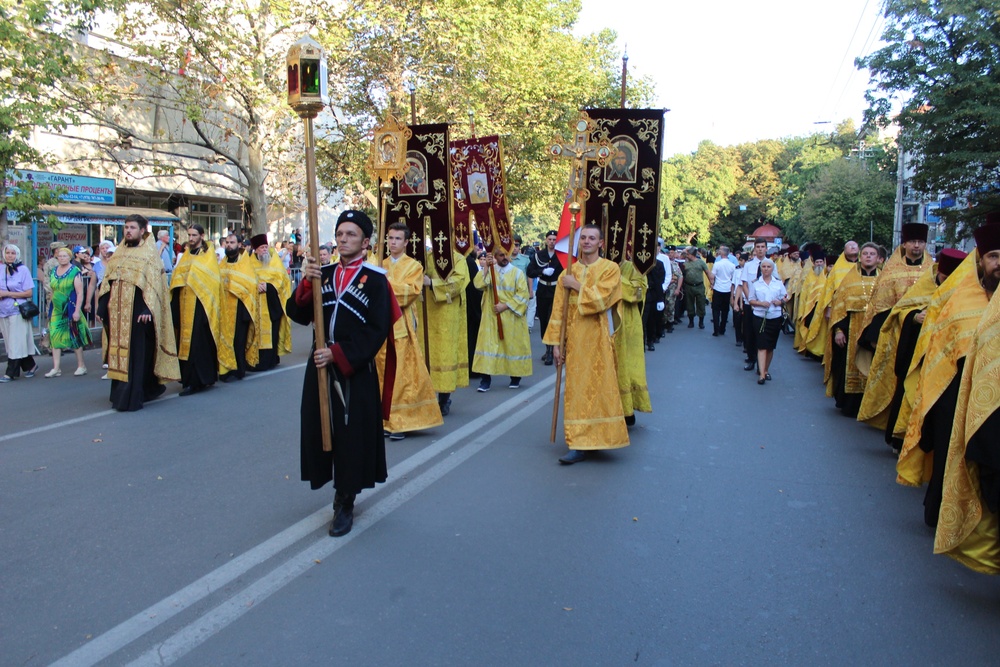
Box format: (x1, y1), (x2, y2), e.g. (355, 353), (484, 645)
(858, 0), (1000, 237)
(318, 0), (656, 227)
(660, 141), (741, 245)
(60, 0), (334, 234)
(0, 0), (103, 239)
(798, 157), (896, 252)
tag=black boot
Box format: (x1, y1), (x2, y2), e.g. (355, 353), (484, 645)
(329, 491), (356, 537)
(438, 392), (452, 416)
(687, 318), (694, 328)
(543, 345), (554, 366)
(698, 317), (705, 329)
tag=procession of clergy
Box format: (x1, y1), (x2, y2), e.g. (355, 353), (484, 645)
(774, 215), (1000, 577)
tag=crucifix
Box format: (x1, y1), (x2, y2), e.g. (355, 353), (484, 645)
(408, 231), (422, 256)
(549, 112), (612, 204)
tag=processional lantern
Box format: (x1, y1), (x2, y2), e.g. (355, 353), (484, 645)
(286, 35), (328, 119)
(286, 34), (333, 452)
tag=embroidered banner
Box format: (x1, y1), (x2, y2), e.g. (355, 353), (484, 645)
(381, 123), (455, 277)
(450, 135), (513, 256)
(583, 109), (665, 274)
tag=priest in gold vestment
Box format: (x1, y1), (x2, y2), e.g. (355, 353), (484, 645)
(806, 243), (858, 360)
(544, 224), (628, 464)
(825, 243), (879, 417)
(419, 250), (470, 416)
(794, 251), (825, 354)
(935, 247), (1000, 574)
(616, 259), (652, 425)
(249, 235), (292, 371)
(472, 247), (532, 390)
(170, 224), (235, 396)
(219, 233), (259, 382)
(97, 214), (179, 411)
(378, 223), (443, 438)
(896, 224), (999, 528)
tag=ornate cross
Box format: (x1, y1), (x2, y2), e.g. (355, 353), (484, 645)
(408, 231), (422, 255)
(434, 230), (448, 254)
(549, 112), (612, 203)
(638, 221), (653, 245)
(610, 220), (623, 247)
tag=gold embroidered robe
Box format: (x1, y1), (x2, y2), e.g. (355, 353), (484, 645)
(253, 248), (292, 358)
(170, 243), (236, 374)
(418, 252), (470, 393)
(616, 261), (651, 416)
(219, 252), (260, 368)
(543, 258), (629, 450)
(824, 264), (878, 397)
(934, 291), (1000, 574)
(378, 255), (443, 433)
(472, 263), (533, 377)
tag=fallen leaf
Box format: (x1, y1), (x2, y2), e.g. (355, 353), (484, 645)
(314, 559), (322, 564)
(563, 607), (573, 611)
(93, 439), (103, 443)
(632, 517), (638, 522)
(156, 476), (163, 480)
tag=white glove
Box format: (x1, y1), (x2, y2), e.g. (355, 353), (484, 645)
(656, 301), (665, 312)
(542, 267), (555, 276)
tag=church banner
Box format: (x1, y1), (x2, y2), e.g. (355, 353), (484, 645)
(381, 123), (455, 277)
(583, 108), (664, 274)
(450, 135), (513, 256)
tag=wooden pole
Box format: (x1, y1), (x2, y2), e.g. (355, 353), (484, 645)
(620, 50), (628, 109)
(421, 217), (431, 370)
(304, 116), (333, 452)
(550, 200), (580, 442)
(488, 216), (505, 340)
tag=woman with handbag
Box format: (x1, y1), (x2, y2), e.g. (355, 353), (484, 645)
(747, 258), (788, 386)
(0, 243), (39, 382)
(45, 247), (90, 377)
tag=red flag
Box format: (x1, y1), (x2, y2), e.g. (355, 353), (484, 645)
(553, 189), (579, 267)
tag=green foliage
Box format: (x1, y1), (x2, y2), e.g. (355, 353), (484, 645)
(0, 0), (102, 236)
(4, 180), (69, 231)
(658, 120), (896, 252)
(798, 158), (896, 251)
(318, 0), (656, 225)
(858, 0), (1000, 236)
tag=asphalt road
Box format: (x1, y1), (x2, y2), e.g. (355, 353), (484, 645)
(2, 316), (998, 666)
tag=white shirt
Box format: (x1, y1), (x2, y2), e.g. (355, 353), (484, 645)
(742, 257), (781, 286)
(711, 257), (735, 293)
(748, 277), (787, 318)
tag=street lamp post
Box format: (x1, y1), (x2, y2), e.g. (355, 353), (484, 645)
(287, 35), (333, 452)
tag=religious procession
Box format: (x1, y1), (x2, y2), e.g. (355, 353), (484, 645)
(5, 1), (1000, 663)
(658, 217), (994, 579)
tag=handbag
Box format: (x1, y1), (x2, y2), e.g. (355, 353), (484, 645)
(18, 299), (40, 321)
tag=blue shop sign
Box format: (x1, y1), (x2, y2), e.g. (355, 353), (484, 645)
(4, 169), (116, 205)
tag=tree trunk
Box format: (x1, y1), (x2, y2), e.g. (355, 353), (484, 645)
(247, 143), (269, 235)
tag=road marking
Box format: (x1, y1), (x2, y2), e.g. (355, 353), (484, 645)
(51, 374), (558, 667)
(0, 363), (305, 444)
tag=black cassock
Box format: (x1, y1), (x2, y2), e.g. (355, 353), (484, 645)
(286, 262), (393, 494)
(97, 286), (165, 412)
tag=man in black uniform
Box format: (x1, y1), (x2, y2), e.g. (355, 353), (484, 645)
(526, 229), (564, 365)
(287, 210), (397, 537)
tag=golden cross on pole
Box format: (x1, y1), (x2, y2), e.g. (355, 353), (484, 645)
(547, 111), (612, 443)
(548, 111), (612, 204)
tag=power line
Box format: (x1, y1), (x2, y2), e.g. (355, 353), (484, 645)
(820, 0), (873, 119)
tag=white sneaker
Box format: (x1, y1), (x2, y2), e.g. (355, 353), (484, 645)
(74, 367), (87, 376)
(102, 363), (109, 369)
(101, 373), (110, 380)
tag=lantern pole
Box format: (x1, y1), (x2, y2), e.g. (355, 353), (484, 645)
(287, 35), (333, 453)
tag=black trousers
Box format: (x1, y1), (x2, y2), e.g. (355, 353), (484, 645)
(5, 356), (35, 378)
(537, 295), (554, 341)
(742, 303), (756, 361)
(711, 290), (731, 334)
(732, 303), (744, 344)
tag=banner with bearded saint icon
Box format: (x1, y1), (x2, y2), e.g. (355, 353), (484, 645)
(582, 108), (665, 274)
(450, 135), (513, 256)
(380, 123), (455, 277)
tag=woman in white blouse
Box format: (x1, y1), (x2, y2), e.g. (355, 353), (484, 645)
(747, 258), (788, 385)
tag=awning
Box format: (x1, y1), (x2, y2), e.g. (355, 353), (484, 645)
(14, 203), (181, 226)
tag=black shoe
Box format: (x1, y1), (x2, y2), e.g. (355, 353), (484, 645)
(666, 327), (673, 334)
(744, 362), (756, 371)
(698, 321), (705, 329)
(765, 373), (772, 381)
(329, 493), (356, 537)
(477, 379), (491, 392)
(757, 377), (766, 385)
(646, 343), (655, 351)
(711, 332), (719, 337)
(735, 340), (743, 346)
(543, 357), (553, 366)
(624, 414), (636, 426)
(559, 449), (588, 465)
(687, 321), (694, 328)
(439, 398), (452, 416)
(146, 384), (167, 401)
(179, 386), (197, 396)
(509, 378), (521, 389)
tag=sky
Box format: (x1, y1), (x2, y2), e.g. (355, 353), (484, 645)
(574, 0), (888, 157)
